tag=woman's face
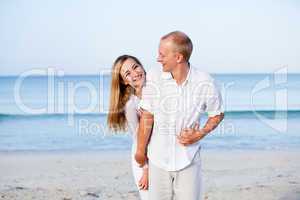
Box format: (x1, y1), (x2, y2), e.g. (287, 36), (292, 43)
(120, 58), (145, 89)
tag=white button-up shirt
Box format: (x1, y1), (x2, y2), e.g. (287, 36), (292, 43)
(139, 65), (223, 171)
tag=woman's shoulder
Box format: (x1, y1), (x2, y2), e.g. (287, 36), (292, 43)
(125, 95), (139, 111)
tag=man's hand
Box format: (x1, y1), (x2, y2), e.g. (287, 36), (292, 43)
(177, 123), (207, 146)
(135, 150), (148, 168)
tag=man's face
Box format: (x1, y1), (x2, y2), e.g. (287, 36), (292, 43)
(157, 39), (178, 72)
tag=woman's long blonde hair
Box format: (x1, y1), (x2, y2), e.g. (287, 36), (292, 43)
(107, 55), (143, 132)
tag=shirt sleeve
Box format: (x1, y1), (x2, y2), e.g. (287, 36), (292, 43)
(139, 70), (158, 115)
(205, 80), (224, 117)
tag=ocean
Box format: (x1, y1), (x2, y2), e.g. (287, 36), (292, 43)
(0, 73), (299, 151)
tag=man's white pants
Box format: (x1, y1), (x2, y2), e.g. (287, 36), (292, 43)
(148, 150), (203, 200)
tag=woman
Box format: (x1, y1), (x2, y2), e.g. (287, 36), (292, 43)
(107, 55), (148, 200)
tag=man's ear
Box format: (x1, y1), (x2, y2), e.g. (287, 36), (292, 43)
(176, 53), (184, 63)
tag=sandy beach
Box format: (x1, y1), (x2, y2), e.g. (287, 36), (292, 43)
(0, 150), (299, 200)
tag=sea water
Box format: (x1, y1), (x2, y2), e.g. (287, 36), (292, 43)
(0, 73), (299, 151)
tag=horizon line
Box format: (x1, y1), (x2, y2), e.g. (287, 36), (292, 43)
(1, 72), (300, 77)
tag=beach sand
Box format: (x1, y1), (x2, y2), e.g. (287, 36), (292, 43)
(0, 150), (299, 200)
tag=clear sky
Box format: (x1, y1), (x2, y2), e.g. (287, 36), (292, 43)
(0, 0), (299, 75)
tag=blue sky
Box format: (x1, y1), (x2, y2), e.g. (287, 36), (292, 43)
(0, 0), (299, 75)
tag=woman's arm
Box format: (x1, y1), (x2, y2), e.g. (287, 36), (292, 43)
(135, 109), (154, 167)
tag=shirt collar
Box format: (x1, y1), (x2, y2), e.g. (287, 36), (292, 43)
(161, 64), (192, 86)
(161, 71), (173, 80)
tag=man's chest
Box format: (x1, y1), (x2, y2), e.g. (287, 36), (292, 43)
(152, 81), (207, 123)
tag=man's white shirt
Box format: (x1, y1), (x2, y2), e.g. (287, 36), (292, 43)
(139, 65), (223, 171)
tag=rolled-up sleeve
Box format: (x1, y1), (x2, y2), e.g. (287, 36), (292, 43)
(139, 69), (159, 115)
(205, 81), (224, 117)
(139, 89), (153, 114)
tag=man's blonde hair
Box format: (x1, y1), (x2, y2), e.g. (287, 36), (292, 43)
(161, 31), (193, 61)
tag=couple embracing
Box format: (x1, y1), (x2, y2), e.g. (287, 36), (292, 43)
(108, 31), (224, 200)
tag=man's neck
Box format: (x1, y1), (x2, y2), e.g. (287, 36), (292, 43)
(171, 62), (190, 85)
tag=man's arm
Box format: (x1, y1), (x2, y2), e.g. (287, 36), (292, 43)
(201, 112), (224, 135)
(177, 113), (224, 146)
(135, 108), (154, 167)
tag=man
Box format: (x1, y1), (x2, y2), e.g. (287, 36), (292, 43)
(135, 31), (224, 200)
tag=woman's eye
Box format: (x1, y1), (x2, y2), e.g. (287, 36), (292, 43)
(133, 65), (138, 69)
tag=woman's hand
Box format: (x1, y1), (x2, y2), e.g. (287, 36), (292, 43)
(138, 168), (149, 190)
